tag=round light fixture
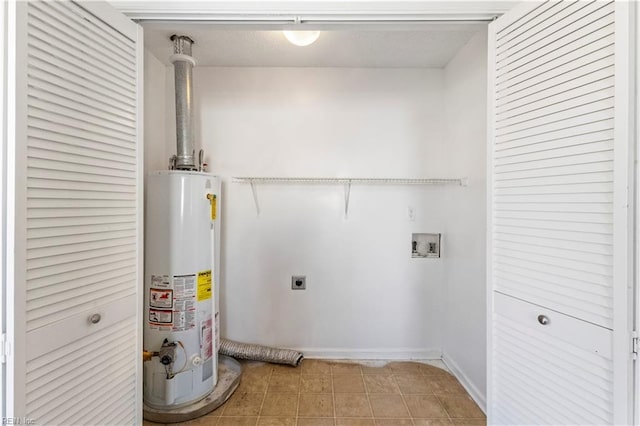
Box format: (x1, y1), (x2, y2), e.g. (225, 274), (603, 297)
(283, 30), (320, 47)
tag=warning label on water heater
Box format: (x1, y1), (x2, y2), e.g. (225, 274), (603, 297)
(173, 274), (196, 298)
(149, 309), (172, 324)
(151, 274), (171, 289)
(201, 315), (213, 361)
(197, 270), (212, 301)
(172, 274), (197, 332)
(148, 275), (173, 329)
(149, 289), (173, 309)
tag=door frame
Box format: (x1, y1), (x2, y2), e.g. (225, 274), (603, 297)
(117, 0), (639, 422)
(630, 2), (640, 425)
(0, 0), (7, 419)
(2, 0), (636, 422)
(5, 0), (29, 416)
(110, 1), (516, 23)
(115, 0), (513, 418)
(614, 1), (637, 424)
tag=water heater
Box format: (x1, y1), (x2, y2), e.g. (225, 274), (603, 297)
(144, 171), (221, 408)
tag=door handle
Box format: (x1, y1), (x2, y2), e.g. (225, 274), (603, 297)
(89, 313), (101, 324)
(537, 314), (550, 325)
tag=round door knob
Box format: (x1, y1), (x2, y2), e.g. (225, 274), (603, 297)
(537, 314), (550, 325)
(89, 313), (101, 324)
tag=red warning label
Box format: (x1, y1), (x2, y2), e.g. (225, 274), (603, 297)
(149, 309), (172, 324)
(201, 316), (213, 360)
(150, 288), (173, 309)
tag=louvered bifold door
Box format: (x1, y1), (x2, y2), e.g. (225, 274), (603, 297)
(487, 1), (634, 425)
(5, 1), (142, 424)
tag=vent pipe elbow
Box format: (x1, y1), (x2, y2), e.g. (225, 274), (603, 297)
(170, 35), (197, 170)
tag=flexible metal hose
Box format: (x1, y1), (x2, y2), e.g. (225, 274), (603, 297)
(219, 338), (304, 366)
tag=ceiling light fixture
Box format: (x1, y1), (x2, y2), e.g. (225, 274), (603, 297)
(283, 30), (320, 47)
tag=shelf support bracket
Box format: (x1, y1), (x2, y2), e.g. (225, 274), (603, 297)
(344, 180), (352, 219)
(249, 180), (261, 216)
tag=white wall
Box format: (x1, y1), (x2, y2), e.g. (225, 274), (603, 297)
(442, 28), (488, 408)
(182, 67), (454, 358)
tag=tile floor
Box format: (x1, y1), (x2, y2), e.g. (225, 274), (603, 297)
(145, 359), (486, 426)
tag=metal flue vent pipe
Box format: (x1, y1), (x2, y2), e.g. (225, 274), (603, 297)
(170, 35), (197, 170)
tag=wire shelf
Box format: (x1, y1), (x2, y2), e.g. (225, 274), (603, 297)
(232, 176), (468, 217)
(232, 177), (467, 185)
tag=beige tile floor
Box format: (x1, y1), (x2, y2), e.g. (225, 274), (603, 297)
(145, 359), (486, 426)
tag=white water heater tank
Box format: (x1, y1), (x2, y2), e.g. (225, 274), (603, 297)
(144, 171), (221, 408)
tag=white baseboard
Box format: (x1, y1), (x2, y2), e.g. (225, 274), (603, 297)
(442, 351), (486, 414)
(294, 348), (442, 360)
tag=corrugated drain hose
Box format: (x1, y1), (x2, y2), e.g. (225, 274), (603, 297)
(219, 338), (304, 367)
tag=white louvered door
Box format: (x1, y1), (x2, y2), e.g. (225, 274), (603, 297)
(487, 1), (635, 424)
(4, 1), (142, 424)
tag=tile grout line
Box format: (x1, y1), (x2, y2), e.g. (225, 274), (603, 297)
(401, 364), (418, 426)
(393, 372), (417, 426)
(360, 363), (375, 423)
(362, 366), (371, 423)
(394, 370), (417, 426)
(255, 365), (274, 426)
(330, 363), (337, 426)
(428, 369), (454, 424)
(295, 364), (301, 425)
(434, 393), (453, 423)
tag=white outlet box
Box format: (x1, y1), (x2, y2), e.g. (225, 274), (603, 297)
(408, 206), (416, 221)
(292, 276), (306, 290)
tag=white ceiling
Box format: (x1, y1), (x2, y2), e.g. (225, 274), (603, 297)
(142, 23), (486, 68)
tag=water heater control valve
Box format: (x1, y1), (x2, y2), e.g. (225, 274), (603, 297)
(159, 339), (177, 367)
